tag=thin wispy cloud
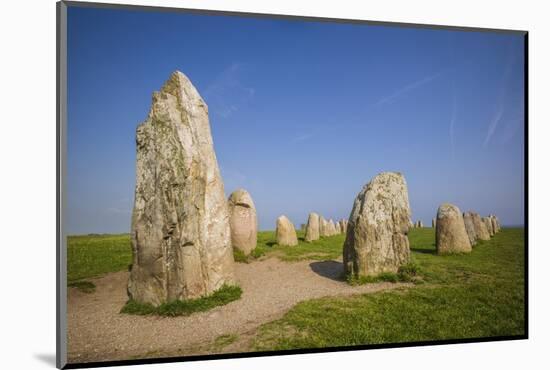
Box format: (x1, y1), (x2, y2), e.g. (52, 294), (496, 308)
(291, 133), (315, 143)
(483, 105), (504, 147)
(449, 88), (458, 159)
(373, 70), (445, 107)
(498, 110), (524, 145)
(483, 48), (516, 148)
(204, 63), (255, 119)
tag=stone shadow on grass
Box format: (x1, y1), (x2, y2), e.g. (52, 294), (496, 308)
(309, 260), (346, 282)
(410, 244), (437, 255)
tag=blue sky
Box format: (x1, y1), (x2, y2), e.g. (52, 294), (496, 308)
(67, 6), (525, 234)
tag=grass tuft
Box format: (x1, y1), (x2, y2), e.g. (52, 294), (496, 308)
(120, 284), (242, 317)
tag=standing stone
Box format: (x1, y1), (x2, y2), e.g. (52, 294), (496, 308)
(343, 172), (411, 277)
(432, 218), (436, 228)
(339, 219), (347, 234)
(128, 71), (235, 306)
(472, 212), (491, 241)
(409, 220), (414, 228)
(436, 203), (472, 254)
(304, 212), (320, 242)
(494, 216), (501, 232)
(328, 219), (337, 235)
(490, 215), (498, 234)
(228, 189), (257, 256)
(483, 216), (494, 236)
(462, 212), (477, 246)
(319, 216), (328, 237)
(335, 221), (342, 234)
(416, 220), (423, 228)
(276, 215), (298, 246)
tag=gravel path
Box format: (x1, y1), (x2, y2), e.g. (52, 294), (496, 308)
(68, 258), (409, 363)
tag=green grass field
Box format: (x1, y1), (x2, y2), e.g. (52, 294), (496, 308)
(253, 228), (525, 350)
(67, 234), (132, 283)
(67, 228), (525, 348)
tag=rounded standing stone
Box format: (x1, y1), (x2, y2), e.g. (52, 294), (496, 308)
(343, 172), (412, 277)
(304, 212), (320, 242)
(436, 203), (472, 254)
(228, 189), (258, 256)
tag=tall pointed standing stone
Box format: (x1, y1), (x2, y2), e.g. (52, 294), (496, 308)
(128, 71), (235, 306)
(472, 212), (490, 241)
(343, 172), (412, 277)
(328, 219), (337, 235)
(319, 216), (328, 237)
(276, 215), (298, 246)
(304, 212), (320, 242)
(463, 212), (477, 246)
(483, 216), (495, 236)
(228, 189), (258, 256)
(490, 215), (498, 234)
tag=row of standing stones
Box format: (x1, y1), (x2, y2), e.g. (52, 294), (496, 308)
(409, 211), (500, 254)
(127, 71), (502, 306)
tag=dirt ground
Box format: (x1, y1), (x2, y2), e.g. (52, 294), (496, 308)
(67, 258), (409, 364)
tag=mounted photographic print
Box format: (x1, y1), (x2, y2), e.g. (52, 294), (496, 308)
(57, 1), (527, 368)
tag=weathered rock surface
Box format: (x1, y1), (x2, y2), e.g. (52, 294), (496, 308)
(339, 219), (347, 234)
(472, 213), (491, 241)
(463, 212), (477, 246)
(343, 172), (411, 277)
(483, 217), (495, 236)
(490, 215), (499, 234)
(328, 219), (337, 235)
(436, 203), (472, 254)
(276, 215), (298, 246)
(304, 212), (320, 242)
(228, 189), (257, 256)
(319, 216), (328, 237)
(495, 216), (501, 232)
(128, 71), (235, 306)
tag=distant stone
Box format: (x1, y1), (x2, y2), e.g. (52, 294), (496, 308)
(483, 216), (495, 236)
(276, 215), (298, 246)
(343, 172), (411, 277)
(462, 212), (477, 246)
(416, 220), (423, 228)
(304, 212), (320, 242)
(436, 203), (472, 254)
(339, 219), (347, 234)
(228, 189), (258, 256)
(319, 216), (328, 237)
(432, 218), (436, 228)
(328, 219), (337, 235)
(335, 221), (342, 234)
(128, 71), (235, 306)
(472, 213), (491, 241)
(490, 215), (498, 234)
(494, 215), (502, 232)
